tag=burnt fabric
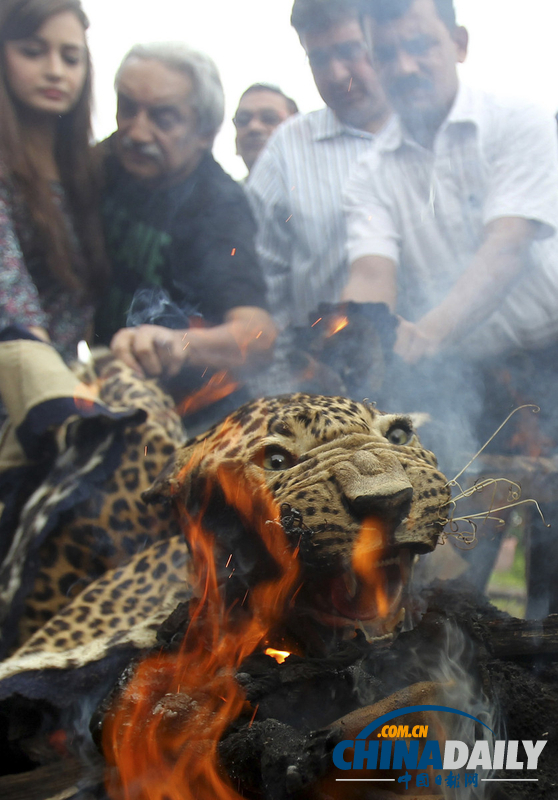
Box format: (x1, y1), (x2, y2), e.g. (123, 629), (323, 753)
(96, 141), (267, 344)
(291, 301), (398, 398)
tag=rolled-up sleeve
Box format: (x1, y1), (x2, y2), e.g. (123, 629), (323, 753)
(344, 151), (401, 266)
(483, 104), (558, 237)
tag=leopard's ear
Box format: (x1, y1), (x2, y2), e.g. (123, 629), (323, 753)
(142, 440), (201, 507)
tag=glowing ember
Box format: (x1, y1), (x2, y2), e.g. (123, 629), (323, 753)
(326, 315), (349, 337)
(103, 442), (302, 800)
(264, 648), (291, 664)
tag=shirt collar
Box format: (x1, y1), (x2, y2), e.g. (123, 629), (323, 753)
(312, 105), (378, 142)
(378, 82), (480, 153)
(444, 82), (479, 126)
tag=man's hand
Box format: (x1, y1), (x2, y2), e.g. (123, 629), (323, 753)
(394, 312), (453, 364)
(110, 307), (276, 379)
(110, 325), (188, 378)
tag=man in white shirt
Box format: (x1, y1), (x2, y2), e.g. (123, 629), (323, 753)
(247, 0), (391, 394)
(343, 0), (558, 364)
(342, 0), (558, 611)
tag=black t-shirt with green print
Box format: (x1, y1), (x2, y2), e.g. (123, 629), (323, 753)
(95, 144), (267, 344)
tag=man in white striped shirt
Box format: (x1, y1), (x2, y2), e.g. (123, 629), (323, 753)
(342, 0), (558, 607)
(246, 0), (391, 395)
(343, 0), (558, 364)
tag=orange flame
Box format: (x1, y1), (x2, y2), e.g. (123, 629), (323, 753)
(326, 316), (349, 337)
(174, 371), (239, 417)
(103, 447), (301, 800)
(264, 648), (291, 664)
(351, 517), (390, 619)
(72, 381), (99, 413)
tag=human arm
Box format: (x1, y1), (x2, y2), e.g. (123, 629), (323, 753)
(395, 217), (539, 363)
(110, 306), (276, 378)
(343, 104), (558, 364)
(342, 255), (398, 309)
(394, 100), (558, 364)
(344, 217), (541, 365)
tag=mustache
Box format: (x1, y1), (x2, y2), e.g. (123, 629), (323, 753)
(119, 135), (165, 164)
(391, 74), (433, 97)
(241, 132), (267, 144)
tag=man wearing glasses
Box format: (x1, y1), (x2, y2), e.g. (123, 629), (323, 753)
(246, 0), (391, 395)
(234, 83), (298, 175)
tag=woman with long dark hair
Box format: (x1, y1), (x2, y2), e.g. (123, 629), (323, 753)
(0, 0), (107, 361)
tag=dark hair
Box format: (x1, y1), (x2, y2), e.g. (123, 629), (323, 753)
(291, 0), (363, 37)
(239, 83), (299, 116)
(0, 0), (108, 298)
(362, 0), (456, 31)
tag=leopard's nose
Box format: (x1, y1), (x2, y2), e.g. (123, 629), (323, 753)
(333, 450), (414, 524)
(347, 485), (413, 522)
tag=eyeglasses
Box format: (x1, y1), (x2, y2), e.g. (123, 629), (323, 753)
(233, 109), (285, 128)
(307, 40), (368, 72)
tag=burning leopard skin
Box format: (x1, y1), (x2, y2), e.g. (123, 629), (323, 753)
(0, 393), (451, 681)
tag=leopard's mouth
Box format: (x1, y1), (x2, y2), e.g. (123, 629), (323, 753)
(297, 547), (414, 638)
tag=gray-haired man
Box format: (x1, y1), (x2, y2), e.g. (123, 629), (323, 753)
(96, 43), (275, 382)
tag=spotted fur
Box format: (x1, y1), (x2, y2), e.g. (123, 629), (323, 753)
(7, 351), (185, 652)
(147, 393), (450, 567)
(0, 393), (451, 681)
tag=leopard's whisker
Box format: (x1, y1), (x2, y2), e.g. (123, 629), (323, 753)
(447, 404), (540, 486)
(438, 519), (477, 547)
(441, 497), (548, 545)
(449, 477), (522, 504)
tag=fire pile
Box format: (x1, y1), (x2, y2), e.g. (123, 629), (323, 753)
(101, 453), (414, 800)
(103, 456), (409, 800)
(95, 459), (558, 800)
(2, 388), (558, 800)
(100, 577), (558, 800)
(102, 463), (301, 800)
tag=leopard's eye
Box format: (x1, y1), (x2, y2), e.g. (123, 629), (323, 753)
(262, 446), (296, 470)
(386, 426), (412, 446)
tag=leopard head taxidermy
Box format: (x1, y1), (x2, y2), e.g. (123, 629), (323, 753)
(145, 393), (451, 645)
